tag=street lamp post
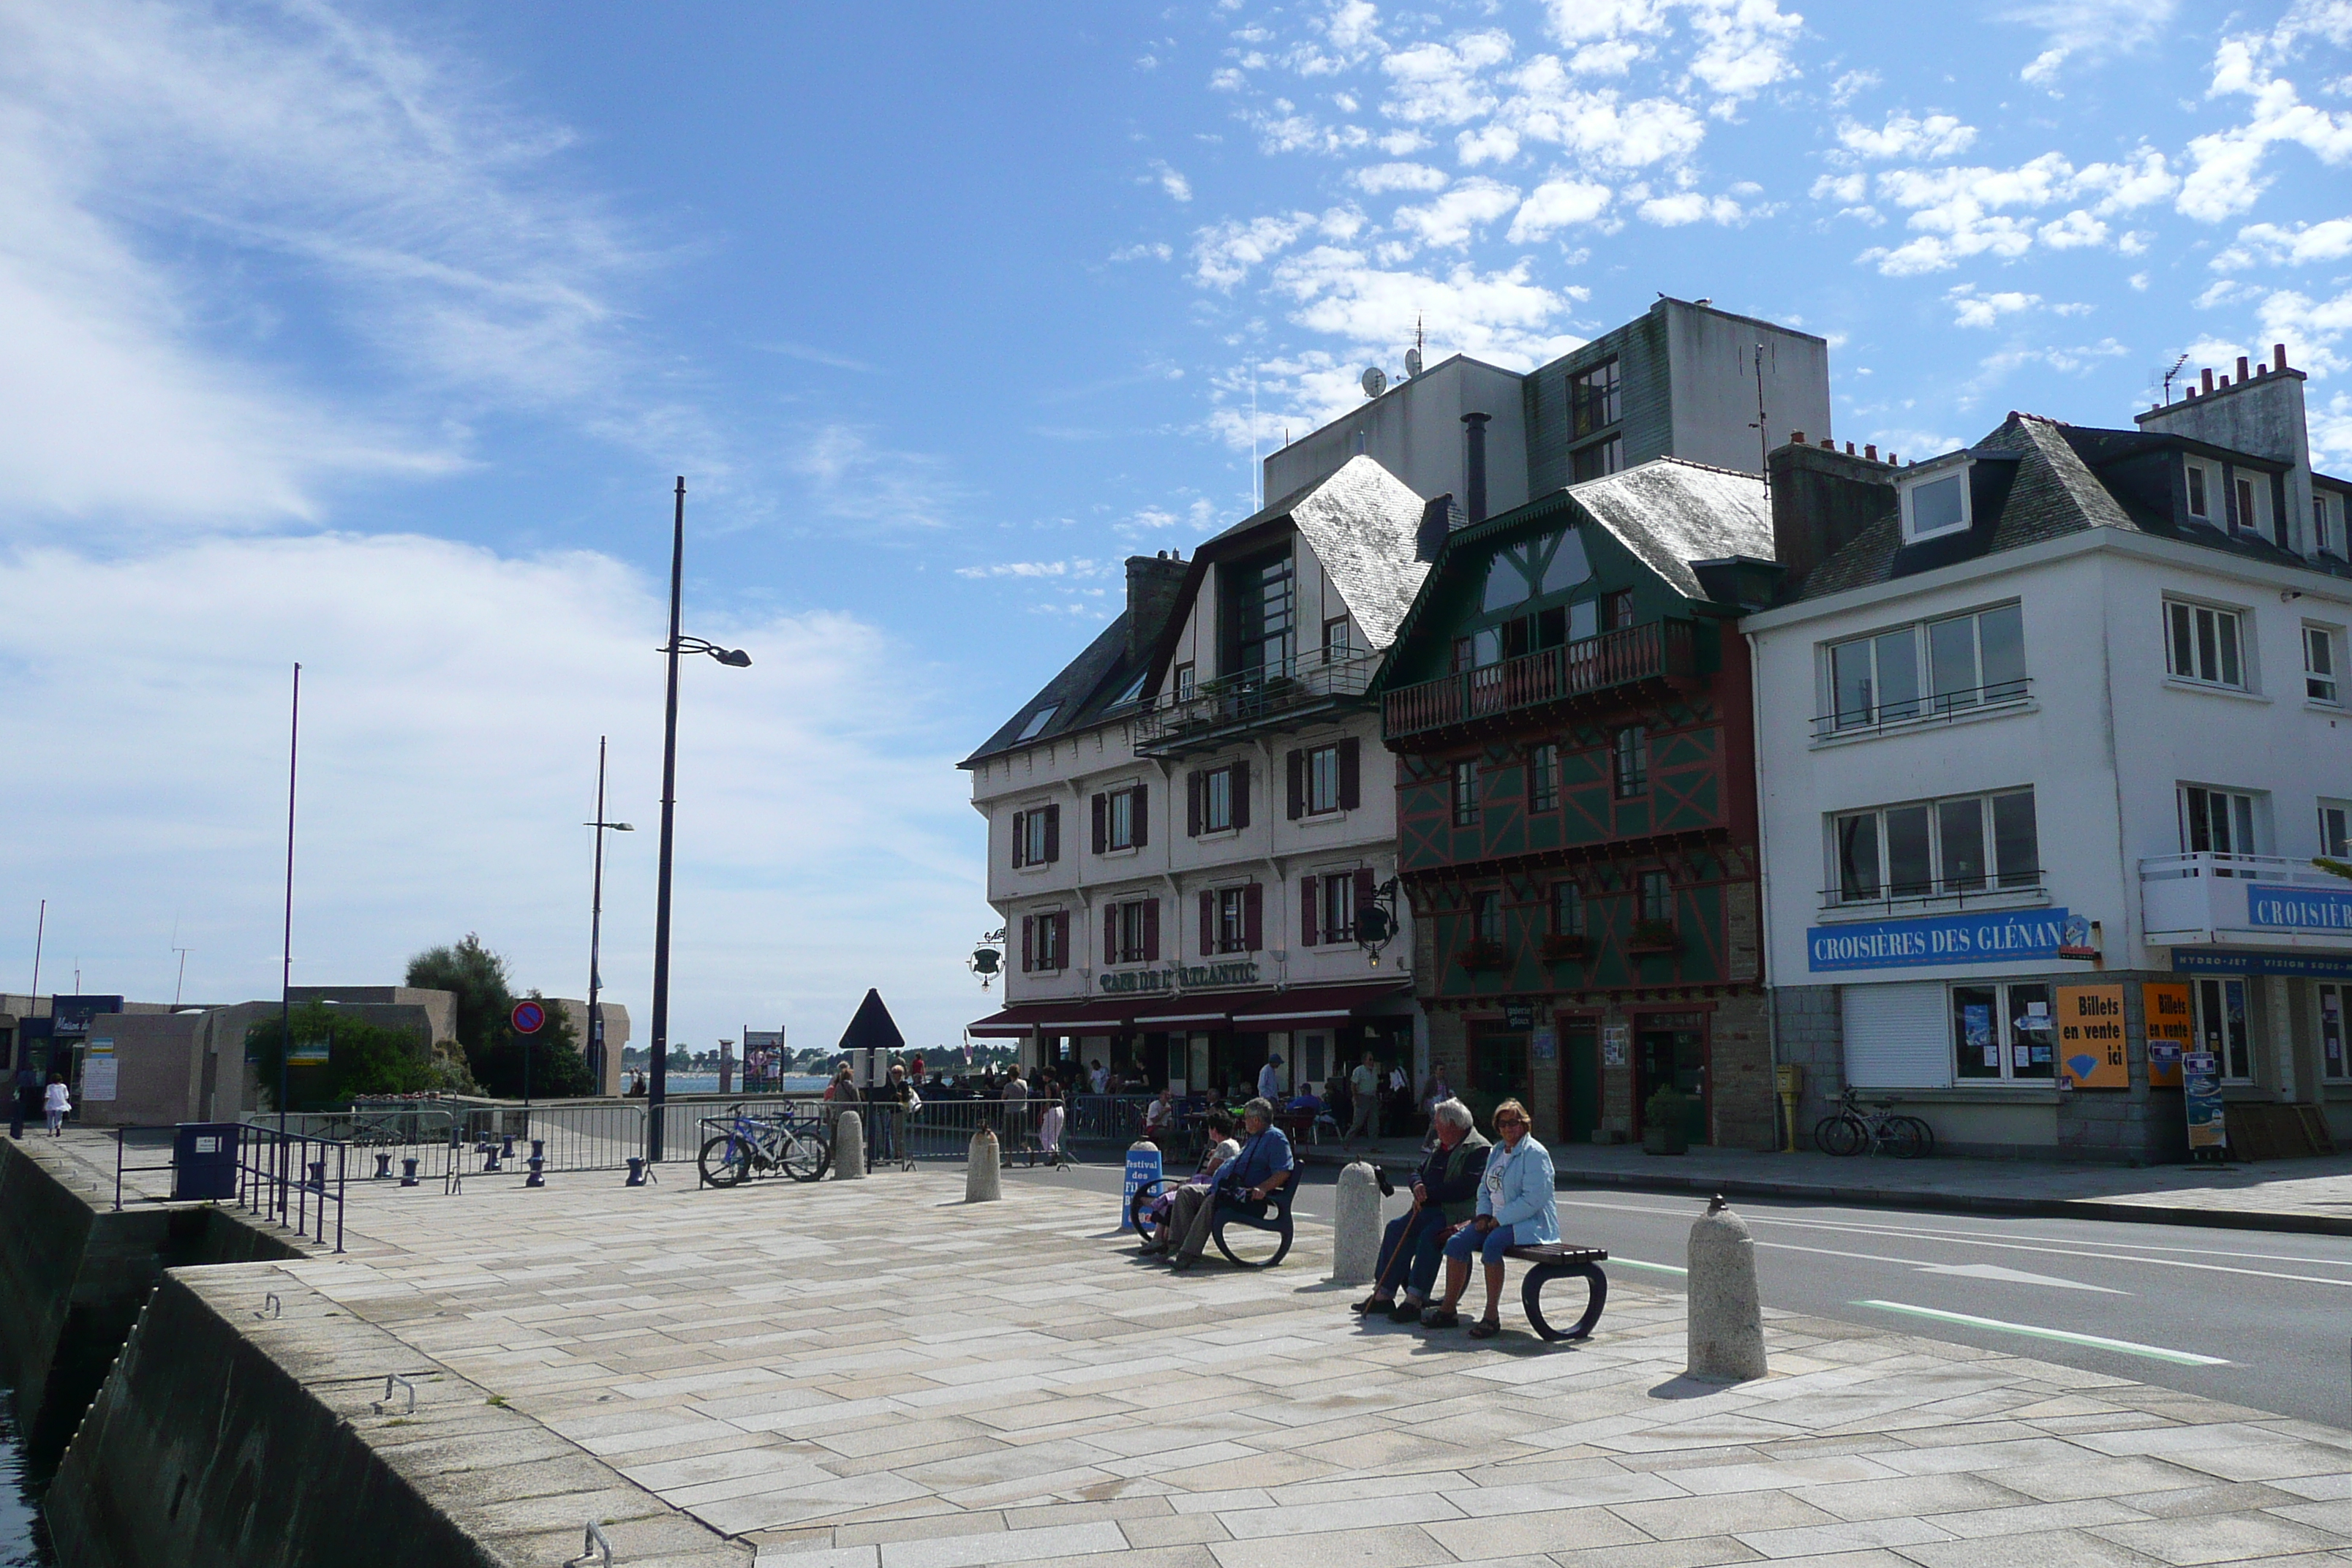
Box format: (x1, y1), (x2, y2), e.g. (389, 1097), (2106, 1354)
(645, 477), (751, 1164)
(585, 736), (633, 1096)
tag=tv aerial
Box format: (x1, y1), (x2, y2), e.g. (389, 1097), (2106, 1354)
(1361, 366), (1387, 398)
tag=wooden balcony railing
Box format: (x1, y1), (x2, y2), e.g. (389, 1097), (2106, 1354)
(1382, 620), (1695, 742)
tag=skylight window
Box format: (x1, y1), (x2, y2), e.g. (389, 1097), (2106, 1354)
(1900, 461), (1972, 543)
(1015, 705), (1058, 741)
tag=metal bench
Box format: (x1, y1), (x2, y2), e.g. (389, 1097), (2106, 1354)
(1502, 1243), (1609, 1341)
(1126, 1177), (1297, 1268)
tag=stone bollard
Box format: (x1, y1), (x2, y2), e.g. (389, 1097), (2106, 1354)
(832, 1110), (867, 1179)
(399, 1157), (419, 1188)
(965, 1129), (1003, 1202)
(1686, 1194), (1768, 1382)
(1331, 1162), (1382, 1285)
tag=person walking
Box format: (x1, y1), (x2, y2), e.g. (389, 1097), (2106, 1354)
(1256, 1053), (1284, 1104)
(42, 1075), (70, 1137)
(1421, 1099), (1558, 1339)
(1345, 1053), (1380, 1147)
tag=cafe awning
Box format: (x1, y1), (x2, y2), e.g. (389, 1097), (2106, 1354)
(1228, 981), (1413, 1033)
(964, 1000), (1137, 1039)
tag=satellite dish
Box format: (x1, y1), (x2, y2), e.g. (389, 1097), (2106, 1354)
(1361, 366), (1387, 399)
(1404, 347), (1423, 378)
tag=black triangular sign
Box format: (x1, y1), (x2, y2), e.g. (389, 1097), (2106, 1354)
(837, 988), (906, 1055)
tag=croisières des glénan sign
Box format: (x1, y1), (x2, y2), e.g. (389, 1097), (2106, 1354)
(1806, 908), (2081, 973)
(2247, 883), (2352, 931)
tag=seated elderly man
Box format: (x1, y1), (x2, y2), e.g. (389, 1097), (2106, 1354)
(1351, 1097), (1489, 1322)
(1164, 1097), (1293, 1272)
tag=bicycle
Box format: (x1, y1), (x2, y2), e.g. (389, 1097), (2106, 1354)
(698, 1104), (831, 1188)
(1812, 1088), (1934, 1159)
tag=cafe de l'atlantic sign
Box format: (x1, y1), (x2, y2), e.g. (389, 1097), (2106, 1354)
(1098, 962), (1261, 994)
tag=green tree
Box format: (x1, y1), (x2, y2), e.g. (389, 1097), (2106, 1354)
(249, 1003), (430, 1111)
(405, 933), (513, 1053)
(464, 990), (595, 1099)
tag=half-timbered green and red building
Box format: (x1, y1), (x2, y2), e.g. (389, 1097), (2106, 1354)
(1373, 459), (1783, 1150)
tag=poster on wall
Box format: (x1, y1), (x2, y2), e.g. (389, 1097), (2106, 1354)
(2142, 981), (2192, 1088)
(2054, 984), (2128, 1089)
(1963, 1003), (1995, 1069)
(1601, 1025), (1627, 1066)
(1532, 1029), (1557, 1062)
(2182, 1050), (2228, 1152)
(81, 1040), (118, 1102)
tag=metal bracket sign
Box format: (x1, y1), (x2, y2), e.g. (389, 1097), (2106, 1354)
(510, 1000), (546, 1035)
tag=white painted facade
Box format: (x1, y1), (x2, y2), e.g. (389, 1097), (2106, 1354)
(1750, 481), (2352, 1153)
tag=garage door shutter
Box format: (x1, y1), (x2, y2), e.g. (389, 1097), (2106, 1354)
(1842, 982), (1948, 1089)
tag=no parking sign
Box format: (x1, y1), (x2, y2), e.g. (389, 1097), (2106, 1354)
(510, 1000), (546, 1035)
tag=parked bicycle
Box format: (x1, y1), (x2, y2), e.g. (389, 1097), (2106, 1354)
(697, 1104), (832, 1188)
(1813, 1088), (1935, 1159)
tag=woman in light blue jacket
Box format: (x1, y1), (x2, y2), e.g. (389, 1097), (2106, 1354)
(1421, 1098), (1558, 1339)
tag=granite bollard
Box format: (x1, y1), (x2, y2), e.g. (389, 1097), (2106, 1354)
(966, 1129), (1003, 1202)
(832, 1110), (866, 1180)
(1332, 1161), (1382, 1285)
(1686, 1193), (1767, 1381)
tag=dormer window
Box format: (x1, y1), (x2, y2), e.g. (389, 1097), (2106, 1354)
(1901, 460), (1972, 543)
(1015, 704), (1058, 742)
(2187, 463), (2210, 520)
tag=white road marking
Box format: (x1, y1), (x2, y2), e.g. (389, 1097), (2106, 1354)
(1608, 1257), (1688, 1275)
(1854, 1300), (2229, 1366)
(1913, 1262), (2125, 1294)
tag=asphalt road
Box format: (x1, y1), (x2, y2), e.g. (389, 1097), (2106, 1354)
(1006, 1159), (2352, 1431)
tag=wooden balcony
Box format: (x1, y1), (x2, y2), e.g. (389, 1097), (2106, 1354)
(1382, 621), (1697, 745)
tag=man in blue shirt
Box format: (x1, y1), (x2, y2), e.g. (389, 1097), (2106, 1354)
(1166, 1097), (1293, 1271)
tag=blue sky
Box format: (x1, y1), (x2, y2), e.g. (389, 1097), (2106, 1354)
(3, 0), (2349, 1056)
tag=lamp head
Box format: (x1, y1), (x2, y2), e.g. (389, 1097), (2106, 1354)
(716, 648), (752, 668)
(613, 822), (635, 832)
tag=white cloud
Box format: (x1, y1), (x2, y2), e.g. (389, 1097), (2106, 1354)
(1110, 241), (1175, 263)
(2251, 283), (2352, 376)
(2213, 217), (2352, 271)
(1637, 191), (1744, 225)
(787, 426), (964, 532)
(1836, 113), (1978, 162)
(1151, 160), (1194, 201)
(2001, 0), (2182, 88)
(1851, 149), (2175, 274)
(1254, 251), (1585, 387)
(1682, 0), (1804, 104)
(1485, 56), (1708, 170)
(1380, 32), (1513, 124)
(953, 559), (1110, 579)
(0, 533), (985, 1060)
(0, 0), (660, 528)
(1391, 177), (1522, 247)
(1352, 162), (1450, 193)
(1191, 211), (1314, 288)
(2179, 23), (2352, 223)
(1508, 178), (1616, 241)
(1947, 285), (2041, 328)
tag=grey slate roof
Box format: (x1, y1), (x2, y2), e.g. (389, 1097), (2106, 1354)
(960, 611), (1140, 767)
(1565, 459), (1774, 598)
(1280, 455), (1433, 652)
(1793, 411), (2347, 600)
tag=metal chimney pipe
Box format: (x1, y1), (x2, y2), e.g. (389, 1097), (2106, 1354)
(1462, 412), (1490, 524)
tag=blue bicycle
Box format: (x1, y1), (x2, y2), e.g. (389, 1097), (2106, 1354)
(698, 1104), (831, 1187)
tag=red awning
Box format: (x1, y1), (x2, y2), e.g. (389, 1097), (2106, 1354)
(1228, 981), (1414, 1033)
(964, 1000), (1137, 1039)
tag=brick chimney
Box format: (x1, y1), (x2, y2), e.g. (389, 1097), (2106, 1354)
(1462, 412), (1490, 524)
(1768, 440), (1899, 592)
(1125, 553), (1189, 660)
(2138, 343), (2313, 554)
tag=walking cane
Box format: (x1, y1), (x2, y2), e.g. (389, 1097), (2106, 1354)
(1361, 1186), (1425, 1308)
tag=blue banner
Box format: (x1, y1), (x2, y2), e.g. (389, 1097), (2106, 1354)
(2173, 948), (2352, 979)
(2248, 883), (2352, 932)
(1806, 908), (2079, 973)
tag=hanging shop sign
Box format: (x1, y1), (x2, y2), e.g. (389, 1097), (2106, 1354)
(1806, 909), (2083, 973)
(2054, 984), (2127, 1089)
(2142, 981), (2192, 1089)
(1099, 962), (1260, 994)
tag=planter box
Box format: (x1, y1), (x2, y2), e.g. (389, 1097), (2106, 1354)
(1455, 941), (1509, 973)
(1627, 921), (1679, 955)
(1539, 935), (1589, 962)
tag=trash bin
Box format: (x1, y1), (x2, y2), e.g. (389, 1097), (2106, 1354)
(173, 1123), (241, 1201)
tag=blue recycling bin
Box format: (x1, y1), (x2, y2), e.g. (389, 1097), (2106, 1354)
(172, 1123), (241, 1201)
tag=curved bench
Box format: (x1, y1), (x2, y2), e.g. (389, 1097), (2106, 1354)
(1503, 1243), (1609, 1342)
(1213, 1182), (1297, 1269)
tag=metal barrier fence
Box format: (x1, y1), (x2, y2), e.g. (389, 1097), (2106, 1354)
(236, 1127), (348, 1252)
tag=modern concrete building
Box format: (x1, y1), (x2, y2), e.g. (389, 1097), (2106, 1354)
(1749, 346), (2352, 1161)
(963, 460), (1432, 1096)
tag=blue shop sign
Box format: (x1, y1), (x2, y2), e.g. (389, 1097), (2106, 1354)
(2173, 948), (2352, 979)
(1806, 908), (2079, 973)
(2248, 883), (2352, 932)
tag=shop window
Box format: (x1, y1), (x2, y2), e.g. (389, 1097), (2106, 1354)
(1951, 981), (2054, 1082)
(1528, 743), (1558, 812)
(2322, 985), (2348, 1082)
(2195, 977), (2253, 1081)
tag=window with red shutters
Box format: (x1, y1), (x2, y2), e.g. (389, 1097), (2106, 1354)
(1011, 810), (1027, 868)
(1142, 897), (1160, 960)
(1103, 904), (1117, 965)
(1199, 890), (1215, 953)
(1232, 761), (1251, 829)
(1286, 750), (1305, 820)
(1338, 737), (1360, 810)
(1301, 875), (1320, 946)
(1020, 914), (1034, 972)
(1243, 882), (1263, 951)
(1091, 794), (1107, 855)
(1187, 772), (1203, 837)
(1042, 804), (1060, 863)
(1354, 868), (1376, 941)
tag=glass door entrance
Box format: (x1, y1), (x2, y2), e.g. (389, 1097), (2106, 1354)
(1635, 1016), (1708, 1144)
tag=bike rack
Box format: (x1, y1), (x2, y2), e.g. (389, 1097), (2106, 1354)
(255, 1292), (282, 1321)
(576, 1520), (614, 1567)
(372, 1373), (418, 1415)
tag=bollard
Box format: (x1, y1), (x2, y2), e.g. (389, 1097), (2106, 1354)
(373, 1153), (392, 1180)
(1330, 1162), (1382, 1286)
(832, 1111), (867, 1180)
(483, 1148), (502, 1173)
(306, 1160), (325, 1194)
(399, 1157), (419, 1188)
(525, 1154), (546, 1189)
(1686, 1194), (1768, 1382)
(965, 1129), (1003, 1202)
(500, 1133), (516, 1160)
(531, 1139), (545, 1161)
(625, 1156), (647, 1187)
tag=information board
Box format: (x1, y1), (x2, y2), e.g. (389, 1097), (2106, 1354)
(2142, 981), (2193, 1089)
(2054, 984), (2127, 1089)
(2183, 1050), (2228, 1152)
(81, 1040), (118, 1102)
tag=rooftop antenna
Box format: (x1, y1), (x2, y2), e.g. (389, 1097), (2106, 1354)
(1405, 315), (1424, 379)
(172, 946), (192, 1007)
(1750, 343), (1770, 492)
(1251, 367), (1261, 510)
(2160, 352), (2190, 404)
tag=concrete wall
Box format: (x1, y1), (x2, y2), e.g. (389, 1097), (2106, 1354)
(1263, 356), (1531, 520)
(287, 986), (457, 1049)
(1663, 304), (1834, 477)
(544, 998), (631, 1096)
(75, 1013), (205, 1128)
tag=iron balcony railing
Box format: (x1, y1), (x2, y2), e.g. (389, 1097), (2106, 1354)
(1382, 620), (1695, 742)
(1812, 679), (2033, 741)
(1819, 870), (2048, 915)
(1133, 651), (1378, 754)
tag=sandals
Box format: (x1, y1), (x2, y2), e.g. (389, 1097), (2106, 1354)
(1418, 1306), (1460, 1330)
(1467, 1317), (1502, 1340)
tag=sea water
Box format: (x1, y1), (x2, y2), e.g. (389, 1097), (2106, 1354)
(0, 1395), (53, 1566)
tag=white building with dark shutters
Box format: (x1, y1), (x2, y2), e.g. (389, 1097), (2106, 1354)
(1748, 346), (2352, 1161)
(961, 457), (1435, 1098)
